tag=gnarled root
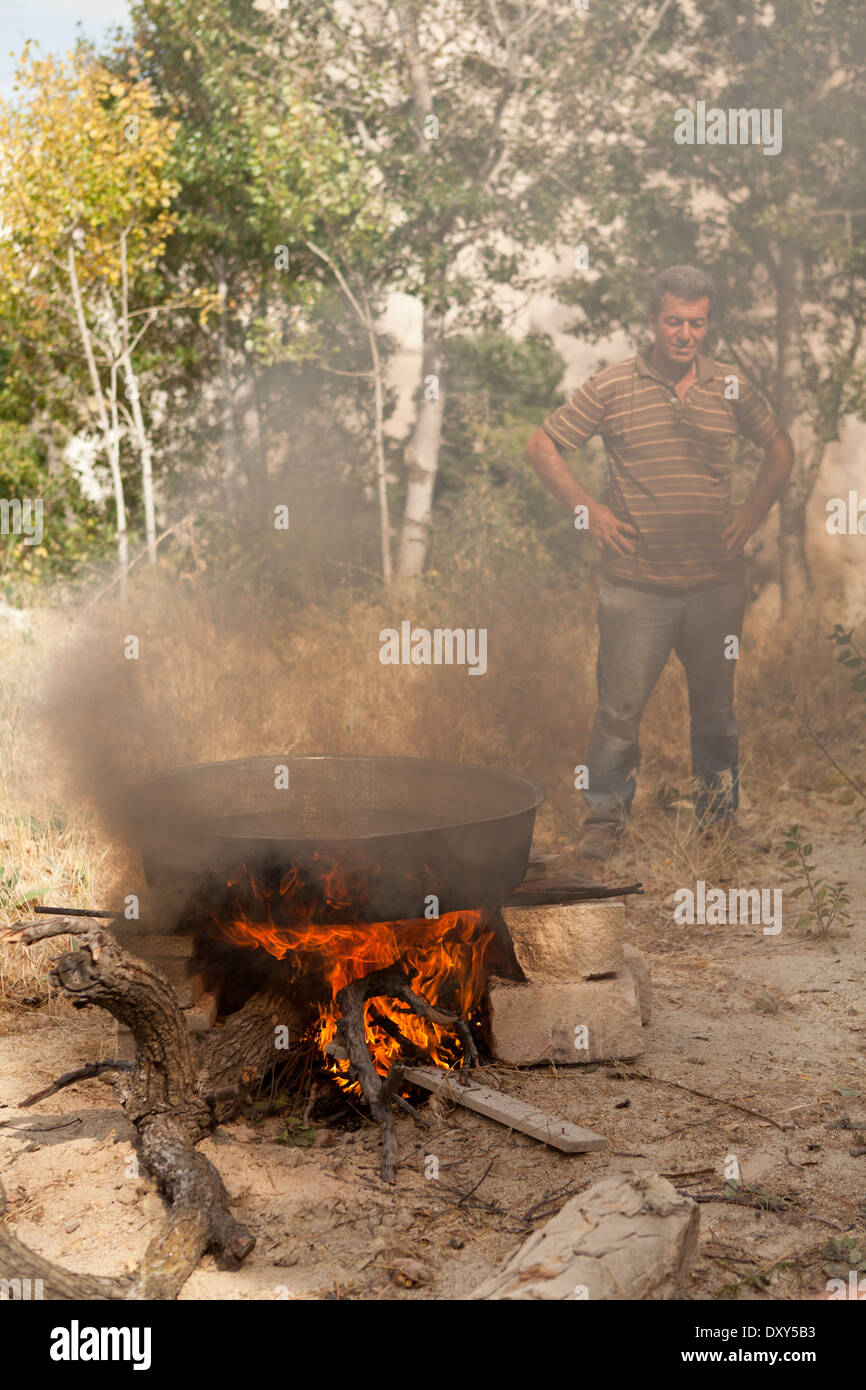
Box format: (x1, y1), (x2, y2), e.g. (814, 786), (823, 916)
(0, 918), (305, 1299)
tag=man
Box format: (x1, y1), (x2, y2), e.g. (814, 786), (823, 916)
(525, 265), (794, 860)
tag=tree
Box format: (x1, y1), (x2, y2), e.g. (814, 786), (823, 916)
(128, 0), (388, 528)
(0, 44), (179, 591)
(199, 0), (676, 578)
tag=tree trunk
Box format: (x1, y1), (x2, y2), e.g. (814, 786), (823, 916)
(67, 243), (129, 595)
(0, 918), (308, 1299)
(366, 301), (393, 586)
(108, 362), (130, 600)
(122, 358), (157, 564)
(775, 243), (813, 615)
(119, 232), (157, 564)
(216, 261), (241, 486)
(397, 306), (446, 578)
(393, 2), (445, 581)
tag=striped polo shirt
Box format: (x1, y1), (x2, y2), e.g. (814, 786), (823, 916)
(542, 347), (780, 589)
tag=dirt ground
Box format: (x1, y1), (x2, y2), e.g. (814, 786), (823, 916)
(1, 805), (864, 1302)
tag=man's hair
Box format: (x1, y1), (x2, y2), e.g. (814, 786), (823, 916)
(650, 265), (715, 317)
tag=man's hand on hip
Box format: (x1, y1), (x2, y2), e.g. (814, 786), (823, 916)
(722, 500), (763, 552)
(589, 503), (639, 556)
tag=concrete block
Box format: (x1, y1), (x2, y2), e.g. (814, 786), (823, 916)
(487, 973), (644, 1065)
(622, 943), (652, 1025)
(500, 900), (624, 982)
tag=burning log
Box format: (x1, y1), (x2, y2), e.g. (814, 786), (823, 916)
(335, 962), (478, 1183)
(0, 916), (304, 1300)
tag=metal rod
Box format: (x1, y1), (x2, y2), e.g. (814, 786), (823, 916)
(32, 906), (117, 919)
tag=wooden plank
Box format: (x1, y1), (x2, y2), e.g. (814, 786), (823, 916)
(401, 1066), (607, 1153)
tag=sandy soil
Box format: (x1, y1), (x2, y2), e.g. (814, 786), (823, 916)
(1, 812), (864, 1302)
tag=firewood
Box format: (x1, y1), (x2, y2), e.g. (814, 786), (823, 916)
(402, 1066), (607, 1152)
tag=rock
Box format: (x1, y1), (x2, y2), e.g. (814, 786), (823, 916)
(622, 943), (652, 1024)
(390, 1257), (434, 1287)
(500, 900), (625, 981)
(471, 1174), (699, 1300)
(487, 973), (643, 1065)
(63, 1219), (80, 1234)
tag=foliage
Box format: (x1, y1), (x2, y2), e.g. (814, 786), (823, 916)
(827, 625), (866, 700)
(124, 0), (389, 490)
(0, 424), (114, 594)
(822, 1235), (866, 1280)
(0, 42), (182, 562)
(431, 330), (598, 578)
(275, 1116), (317, 1148)
(558, 1), (866, 421)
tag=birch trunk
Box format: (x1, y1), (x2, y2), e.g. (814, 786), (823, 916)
(365, 293), (393, 586)
(397, 306), (445, 578)
(108, 364), (129, 595)
(67, 244), (129, 594)
(119, 232), (157, 562)
(393, 0), (444, 580)
(120, 360), (157, 563)
(775, 242), (814, 615)
(216, 262), (240, 485)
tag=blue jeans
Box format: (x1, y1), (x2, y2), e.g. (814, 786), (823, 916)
(583, 576), (746, 827)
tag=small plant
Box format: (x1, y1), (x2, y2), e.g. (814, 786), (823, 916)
(821, 1235), (866, 1280)
(780, 824), (852, 937)
(276, 1116), (317, 1148)
(827, 625), (866, 699)
(0, 865), (51, 915)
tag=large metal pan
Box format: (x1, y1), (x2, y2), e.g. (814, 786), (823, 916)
(134, 755), (544, 925)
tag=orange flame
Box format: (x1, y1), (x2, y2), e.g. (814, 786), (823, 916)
(210, 863), (493, 1085)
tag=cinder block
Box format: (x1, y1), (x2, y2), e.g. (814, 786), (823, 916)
(487, 973), (643, 1065)
(500, 900), (624, 981)
(622, 943), (652, 1025)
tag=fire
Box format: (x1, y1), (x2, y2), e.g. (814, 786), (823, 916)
(209, 860), (493, 1085)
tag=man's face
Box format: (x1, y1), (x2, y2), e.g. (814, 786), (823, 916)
(650, 294), (710, 368)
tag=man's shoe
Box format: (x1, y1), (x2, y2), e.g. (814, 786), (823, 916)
(575, 822), (623, 862)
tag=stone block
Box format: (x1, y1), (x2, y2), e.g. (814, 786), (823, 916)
(622, 943), (652, 1025)
(487, 973), (643, 1065)
(500, 900), (625, 981)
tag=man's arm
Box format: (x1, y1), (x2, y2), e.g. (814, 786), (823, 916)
(525, 426), (638, 557)
(722, 428), (794, 551)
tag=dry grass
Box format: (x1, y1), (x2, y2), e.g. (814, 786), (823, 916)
(0, 571), (863, 1005)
